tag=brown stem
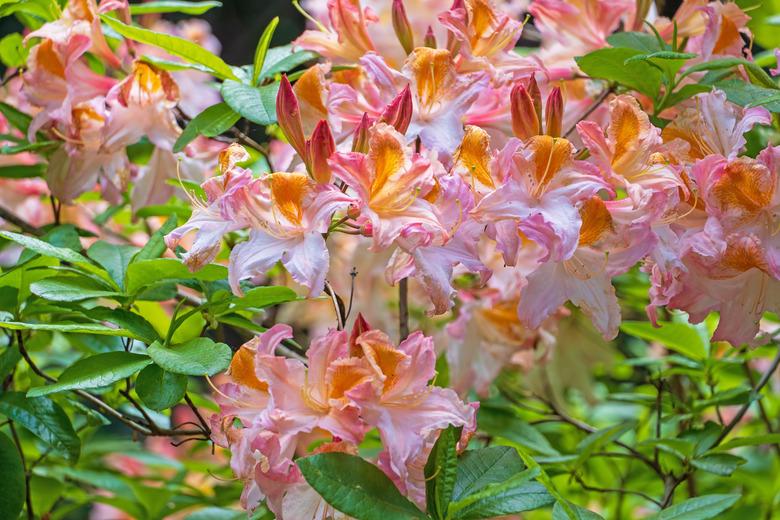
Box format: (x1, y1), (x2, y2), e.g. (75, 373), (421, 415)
(398, 277), (409, 341)
(563, 86), (613, 139)
(573, 474), (662, 507)
(0, 206), (42, 236)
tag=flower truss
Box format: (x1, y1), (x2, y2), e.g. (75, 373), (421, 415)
(2, 0), (780, 519)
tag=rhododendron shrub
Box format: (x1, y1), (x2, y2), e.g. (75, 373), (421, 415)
(2, 0), (780, 518)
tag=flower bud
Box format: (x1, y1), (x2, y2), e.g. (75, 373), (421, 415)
(380, 85), (413, 135)
(510, 84), (540, 140)
(392, 0), (414, 55)
(528, 74), (542, 123)
(349, 312), (372, 354)
(276, 74), (307, 158)
(424, 25), (437, 48)
(308, 120), (336, 184)
(347, 204), (362, 220)
(352, 112), (371, 153)
(544, 87), (563, 138)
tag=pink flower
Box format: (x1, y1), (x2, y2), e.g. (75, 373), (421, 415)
(473, 135), (611, 263)
(329, 122), (444, 249)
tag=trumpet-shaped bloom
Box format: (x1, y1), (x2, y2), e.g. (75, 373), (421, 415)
(329, 122), (444, 249)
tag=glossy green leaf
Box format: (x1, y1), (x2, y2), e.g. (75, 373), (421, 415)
(646, 494), (740, 519)
(0, 320), (141, 338)
(0, 230), (92, 265)
(30, 276), (119, 302)
(86, 308), (160, 344)
(477, 406), (559, 456)
(297, 452), (428, 520)
(174, 102), (240, 153)
(126, 258), (227, 295)
(0, 431), (25, 520)
(87, 241), (139, 290)
(449, 469), (552, 520)
(27, 352), (153, 397)
(452, 446), (526, 502)
(221, 80), (279, 126)
(101, 16), (238, 80)
(715, 79), (780, 112)
(575, 48), (663, 98)
(252, 17), (279, 86)
(135, 364), (188, 410)
(0, 392), (80, 462)
(147, 338), (231, 376)
(257, 45), (317, 79)
(691, 453), (746, 476)
(424, 425), (460, 519)
(128, 0), (222, 15)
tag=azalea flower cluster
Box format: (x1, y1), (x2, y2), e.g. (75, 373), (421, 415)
(7, 0), (222, 211)
(212, 316), (476, 517)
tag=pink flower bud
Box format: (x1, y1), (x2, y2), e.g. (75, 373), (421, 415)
(308, 120), (336, 184)
(545, 87), (563, 138)
(352, 112), (371, 153)
(380, 85), (413, 135)
(276, 75), (307, 158)
(511, 84), (540, 140)
(392, 0), (414, 55)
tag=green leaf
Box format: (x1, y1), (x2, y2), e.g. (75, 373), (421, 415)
(620, 320), (707, 359)
(87, 308), (160, 344)
(30, 276), (119, 302)
(27, 352), (153, 397)
(0, 392), (80, 462)
(424, 425), (460, 519)
(252, 17), (279, 86)
(100, 16), (238, 80)
(624, 51), (697, 63)
(128, 1), (222, 15)
(575, 48), (663, 98)
(221, 80), (279, 126)
(174, 102), (240, 153)
(715, 79), (780, 112)
(139, 54), (214, 74)
(135, 364), (188, 410)
(134, 215), (177, 262)
(1, 140), (58, 155)
(125, 258), (227, 295)
(573, 421), (636, 470)
(147, 338), (231, 376)
(477, 406), (559, 456)
(452, 446), (526, 502)
(607, 31), (664, 53)
(0, 32), (28, 68)
(0, 320), (142, 338)
(297, 452), (428, 520)
(646, 494), (740, 519)
(663, 84), (712, 108)
(0, 230), (92, 266)
(230, 286), (298, 310)
(0, 163), (46, 179)
(87, 241), (139, 290)
(714, 433), (780, 451)
(449, 469), (553, 520)
(691, 453), (746, 476)
(0, 101), (32, 134)
(257, 45), (317, 79)
(0, 431), (25, 520)
(553, 502), (604, 520)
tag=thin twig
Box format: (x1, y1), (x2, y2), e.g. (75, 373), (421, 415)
(563, 86), (613, 139)
(573, 474), (662, 507)
(0, 206), (43, 235)
(9, 421), (34, 520)
(324, 281), (345, 330)
(184, 393), (211, 437)
(398, 277), (409, 341)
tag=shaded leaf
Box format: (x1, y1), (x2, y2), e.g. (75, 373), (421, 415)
(221, 80), (279, 126)
(424, 425), (460, 519)
(87, 241), (139, 290)
(646, 494), (740, 519)
(0, 431), (25, 520)
(452, 446), (526, 502)
(30, 276), (119, 302)
(136, 364), (188, 410)
(0, 392), (80, 462)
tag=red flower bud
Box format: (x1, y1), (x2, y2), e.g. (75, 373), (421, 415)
(424, 25), (437, 48)
(545, 87), (563, 138)
(308, 120), (336, 184)
(380, 85), (413, 135)
(276, 75), (307, 158)
(510, 84), (540, 140)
